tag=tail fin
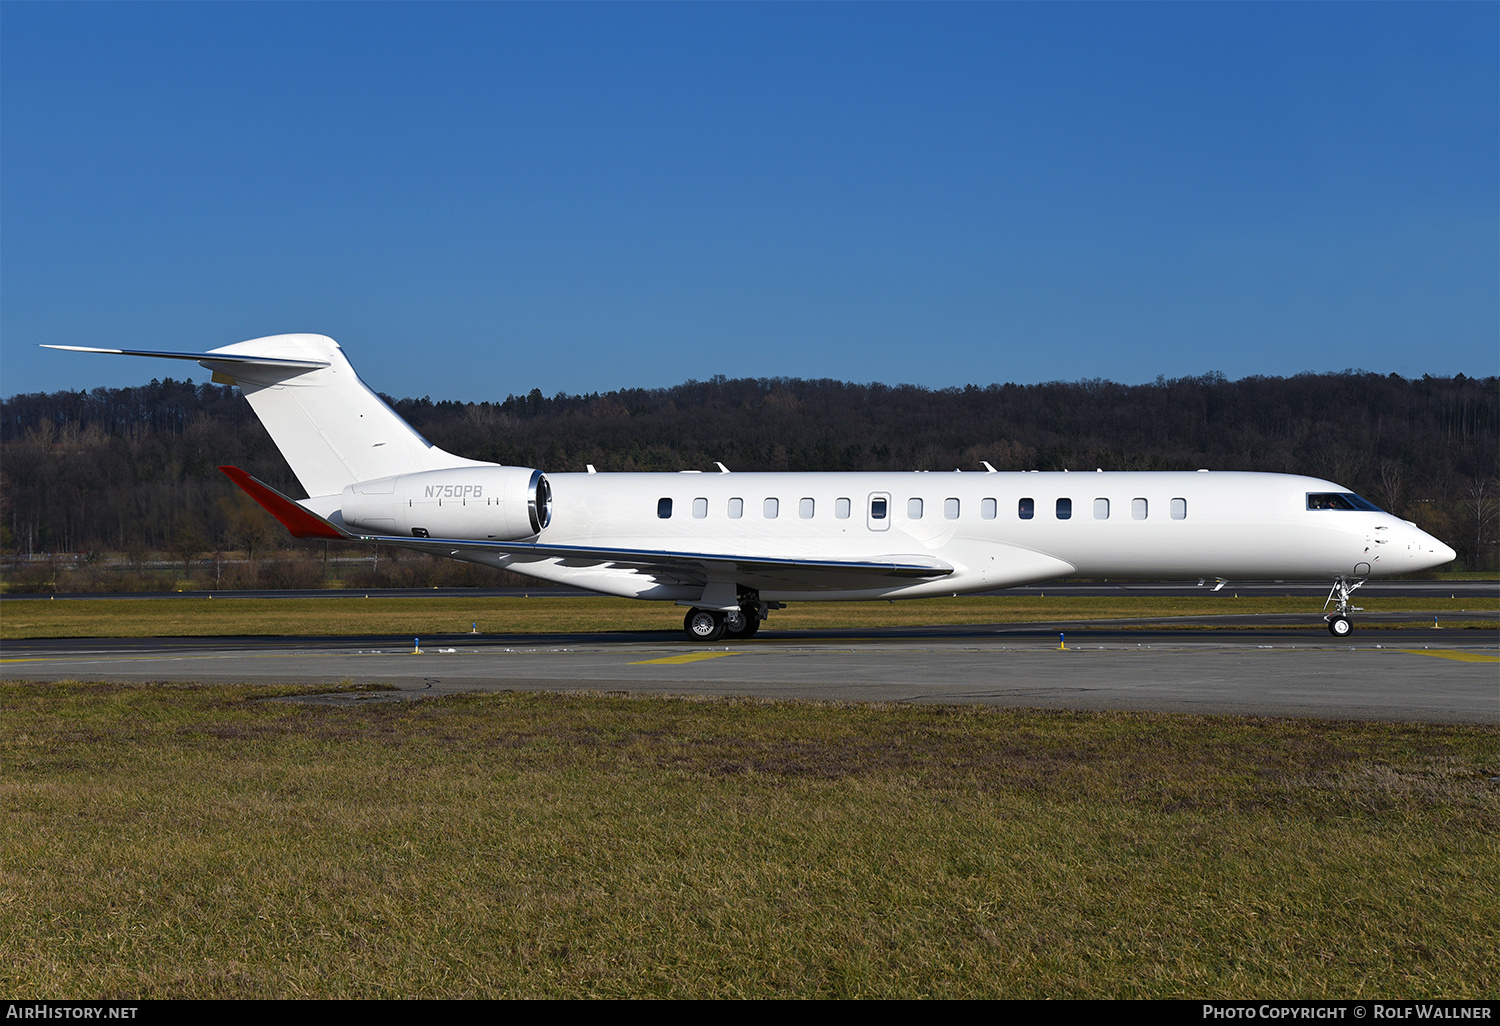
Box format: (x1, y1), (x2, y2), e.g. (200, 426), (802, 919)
(45, 334), (485, 497)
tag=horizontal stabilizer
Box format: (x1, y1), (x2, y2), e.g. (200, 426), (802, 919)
(41, 345), (329, 371)
(219, 466), (349, 541)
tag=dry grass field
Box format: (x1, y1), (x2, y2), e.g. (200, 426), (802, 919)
(2, 682), (1496, 998)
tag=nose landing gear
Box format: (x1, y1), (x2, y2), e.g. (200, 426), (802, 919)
(1323, 576), (1367, 637)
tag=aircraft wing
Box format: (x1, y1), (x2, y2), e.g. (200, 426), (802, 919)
(220, 466), (953, 591)
(394, 537), (952, 591)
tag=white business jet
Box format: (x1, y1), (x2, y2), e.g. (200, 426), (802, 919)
(46, 334), (1456, 640)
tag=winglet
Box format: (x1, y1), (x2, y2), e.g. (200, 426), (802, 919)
(219, 466), (349, 541)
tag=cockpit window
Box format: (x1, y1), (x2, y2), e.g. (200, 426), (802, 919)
(1307, 492), (1384, 512)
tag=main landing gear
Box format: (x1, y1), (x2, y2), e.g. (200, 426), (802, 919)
(683, 604), (763, 642)
(1323, 576), (1367, 637)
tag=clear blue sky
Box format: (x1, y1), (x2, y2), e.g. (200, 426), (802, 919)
(3, 1), (1496, 402)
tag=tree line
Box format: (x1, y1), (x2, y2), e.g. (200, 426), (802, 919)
(3, 369), (1496, 575)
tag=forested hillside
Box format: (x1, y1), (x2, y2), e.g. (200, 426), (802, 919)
(3, 370), (1497, 571)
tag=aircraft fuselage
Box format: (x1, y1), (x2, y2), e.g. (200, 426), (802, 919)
(366, 468), (1452, 603)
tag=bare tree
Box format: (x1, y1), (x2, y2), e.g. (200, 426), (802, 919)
(1465, 477), (1499, 572)
(217, 490), (276, 561)
(168, 517), (206, 578)
(1378, 459), (1405, 516)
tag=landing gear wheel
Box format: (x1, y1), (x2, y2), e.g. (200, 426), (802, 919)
(1323, 576), (1366, 637)
(684, 608), (725, 642)
(724, 607), (760, 640)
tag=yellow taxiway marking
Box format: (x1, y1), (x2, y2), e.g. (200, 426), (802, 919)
(1400, 649), (1499, 663)
(629, 652), (740, 665)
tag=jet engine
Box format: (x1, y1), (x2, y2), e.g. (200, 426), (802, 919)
(340, 466), (551, 540)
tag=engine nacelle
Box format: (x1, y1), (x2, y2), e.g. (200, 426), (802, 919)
(340, 466), (551, 540)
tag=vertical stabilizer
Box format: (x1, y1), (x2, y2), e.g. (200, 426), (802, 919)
(199, 334), (486, 497)
(44, 334), (487, 497)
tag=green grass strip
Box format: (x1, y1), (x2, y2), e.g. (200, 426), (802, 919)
(3, 594), (1496, 639)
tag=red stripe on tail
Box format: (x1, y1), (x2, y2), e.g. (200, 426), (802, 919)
(218, 466), (348, 541)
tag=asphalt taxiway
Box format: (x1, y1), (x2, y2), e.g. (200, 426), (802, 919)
(4, 615), (1496, 723)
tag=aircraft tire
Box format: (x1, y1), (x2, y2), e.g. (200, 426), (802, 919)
(1327, 615), (1352, 638)
(684, 608), (726, 642)
(724, 608), (760, 640)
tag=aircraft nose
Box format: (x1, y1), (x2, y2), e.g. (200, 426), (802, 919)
(1411, 528), (1456, 569)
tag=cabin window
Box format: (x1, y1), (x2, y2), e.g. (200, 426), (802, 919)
(835, 497), (851, 519)
(692, 497), (708, 519)
(764, 497), (779, 519)
(657, 498), (673, 519)
(728, 497), (743, 519)
(1056, 498), (1072, 520)
(1132, 498), (1148, 520)
(799, 497), (815, 519)
(944, 498), (960, 520)
(981, 498), (997, 520)
(1171, 498), (1187, 520)
(908, 498), (924, 519)
(1094, 498), (1109, 520)
(1018, 497), (1034, 520)
(871, 497), (888, 519)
